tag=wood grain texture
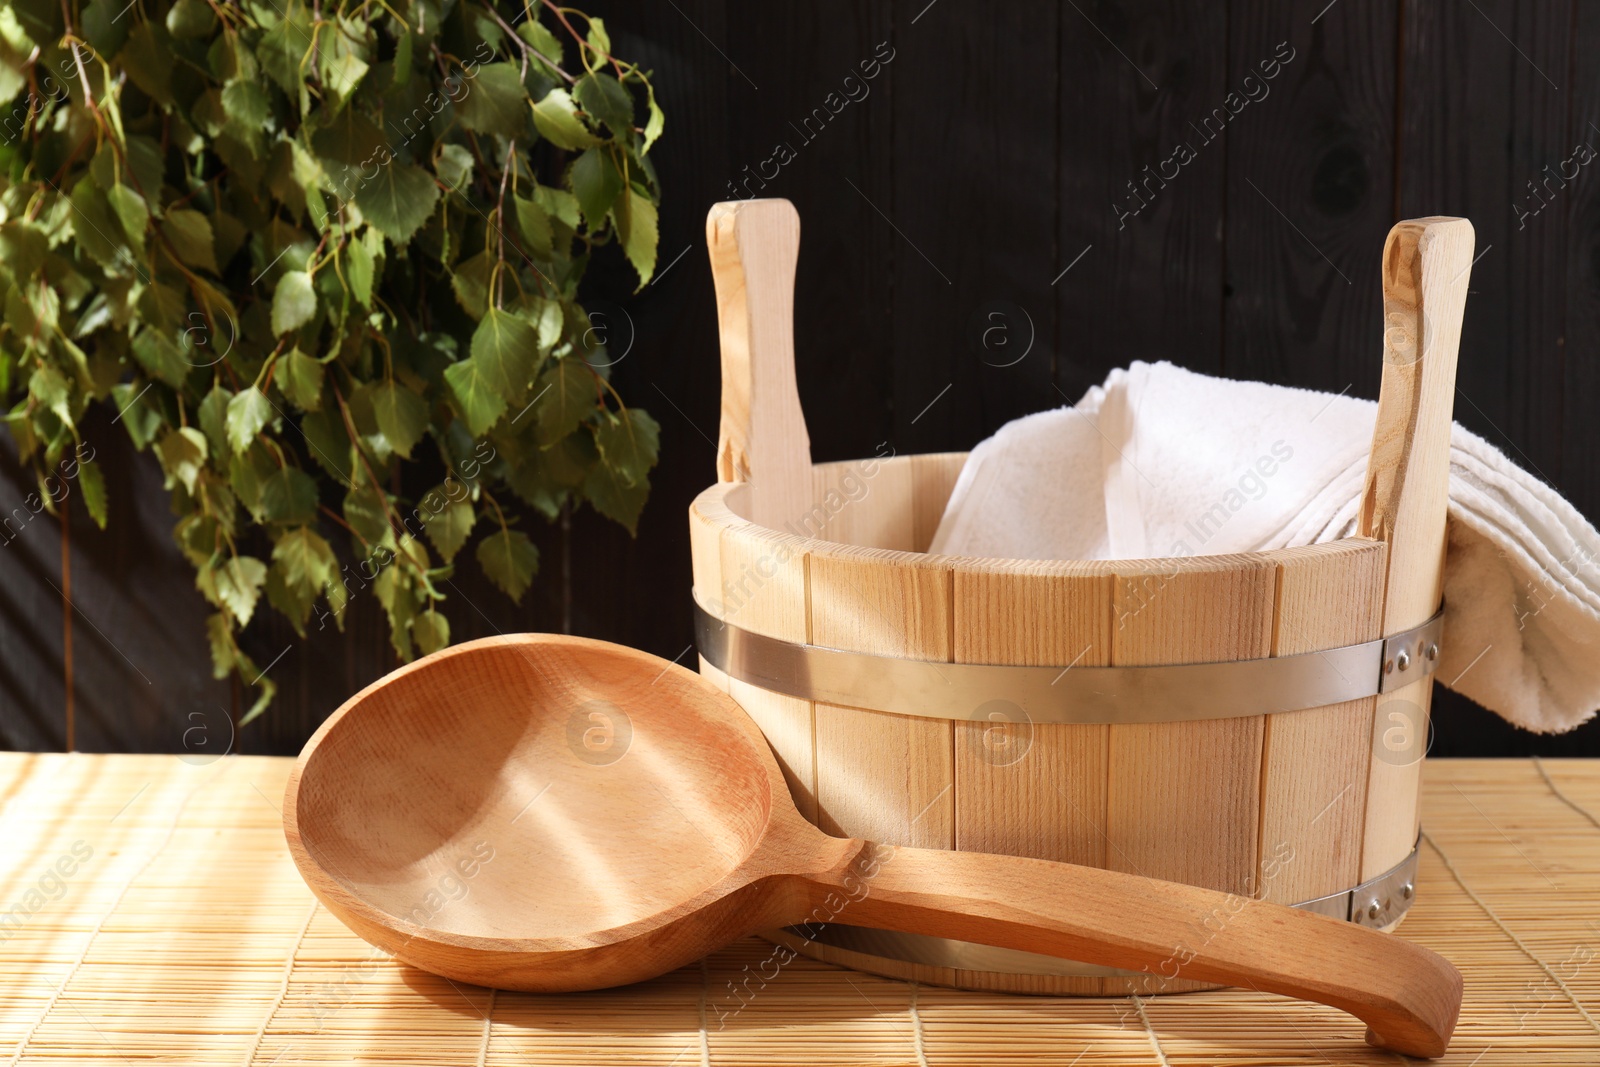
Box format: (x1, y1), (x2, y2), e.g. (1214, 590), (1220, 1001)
(808, 543), (953, 850)
(1398, 0), (1569, 496)
(1105, 554), (1276, 896)
(726, 2), (896, 468)
(1056, 0), (1228, 400)
(1224, 0), (1396, 393)
(909, 451), (968, 552)
(688, 489), (731, 697)
(893, 1), (1059, 454)
(949, 556), (1116, 995)
(806, 456), (914, 550)
(282, 634), (1463, 1058)
(951, 558), (1113, 868)
(717, 514), (817, 824)
(1359, 218), (1473, 879)
(29, 408), (232, 754)
(1259, 539), (1387, 906)
(0, 440), (70, 750)
(1568, 3), (1600, 548)
(7, 0), (1600, 770)
(708, 199), (813, 530)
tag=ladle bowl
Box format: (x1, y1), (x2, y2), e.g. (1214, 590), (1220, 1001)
(285, 634), (1461, 1058)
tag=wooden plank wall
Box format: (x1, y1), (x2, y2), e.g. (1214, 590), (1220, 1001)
(3, 1), (1598, 756)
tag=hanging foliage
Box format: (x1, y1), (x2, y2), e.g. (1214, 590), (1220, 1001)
(0, 0), (664, 721)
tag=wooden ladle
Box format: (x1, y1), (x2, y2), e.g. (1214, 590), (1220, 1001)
(284, 634), (1461, 1058)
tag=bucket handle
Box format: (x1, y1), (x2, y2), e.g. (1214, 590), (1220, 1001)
(707, 199), (813, 530)
(1360, 218), (1474, 632)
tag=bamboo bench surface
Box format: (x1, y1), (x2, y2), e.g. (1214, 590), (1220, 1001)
(0, 752), (1595, 1066)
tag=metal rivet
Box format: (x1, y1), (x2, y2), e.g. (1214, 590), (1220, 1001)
(1425, 643), (1439, 662)
(1383, 658), (1395, 675)
(1402, 882), (1415, 900)
(1396, 650), (1411, 672)
(1367, 900), (1382, 920)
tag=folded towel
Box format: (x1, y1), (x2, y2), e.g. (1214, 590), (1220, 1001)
(929, 360), (1600, 734)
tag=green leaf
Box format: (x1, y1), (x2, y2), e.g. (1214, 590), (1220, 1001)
(518, 18), (563, 69)
(513, 195), (553, 259)
(642, 84), (665, 153)
(166, 0), (215, 40)
(531, 359), (595, 446)
(92, 136), (167, 202)
(259, 467), (319, 524)
(476, 528), (538, 602)
(214, 555), (268, 626)
(443, 357), (507, 438)
(227, 386), (274, 454)
(586, 16), (611, 55)
(343, 485), (391, 545)
(259, 6), (315, 95)
(155, 427), (209, 494)
(570, 147), (621, 231)
(531, 88), (602, 150)
(111, 380), (162, 449)
(105, 186), (150, 257)
(265, 562), (312, 635)
(449, 250), (491, 320)
(272, 524), (337, 592)
(536, 184), (581, 229)
(318, 23), (370, 110)
(28, 365), (72, 428)
(239, 675), (277, 725)
(7, 283), (58, 339)
(421, 485), (474, 563)
(435, 143), (473, 192)
(411, 609), (450, 656)
(204, 612), (234, 678)
(230, 441), (276, 517)
(371, 379), (428, 458)
(279, 347), (324, 411)
(456, 62), (528, 137)
(162, 210), (219, 273)
(373, 564), (416, 660)
(613, 187), (658, 288)
(528, 297), (564, 353)
(81, 0), (130, 57)
(592, 407), (661, 485)
(77, 459), (107, 528)
(272, 270), (316, 334)
(582, 455), (649, 534)
(301, 406), (355, 484)
(198, 384), (233, 457)
(0, 221), (49, 285)
(471, 307), (538, 403)
(222, 79), (272, 131)
(68, 178), (126, 269)
(121, 20), (175, 106)
(130, 327), (189, 390)
(311, 108), (385, 168)
(392, 16), (414, 82)
(343, 233), (375, 306)
(354, 163), (440, 245)
(574, 72), (633, 137)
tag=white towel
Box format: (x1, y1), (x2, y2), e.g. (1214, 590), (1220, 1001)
(930, 360), (1600, 735)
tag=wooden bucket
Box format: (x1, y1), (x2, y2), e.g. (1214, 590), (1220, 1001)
(687, 199), (1474, 995)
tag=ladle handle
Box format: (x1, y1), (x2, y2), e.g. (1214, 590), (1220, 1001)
(799, 843), (1460, 1059)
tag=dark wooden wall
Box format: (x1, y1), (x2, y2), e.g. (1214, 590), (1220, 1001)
(4, 1), (1599, 756)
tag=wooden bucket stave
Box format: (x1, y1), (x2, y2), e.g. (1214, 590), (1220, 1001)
(689, 199), (1473, 995)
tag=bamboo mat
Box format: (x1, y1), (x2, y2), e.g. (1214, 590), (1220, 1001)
(0, 755), (1596, 1066)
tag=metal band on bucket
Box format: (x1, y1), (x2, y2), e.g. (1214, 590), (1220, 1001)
(774, 842), (1422, 980)
(694, 597), (1443, 724)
